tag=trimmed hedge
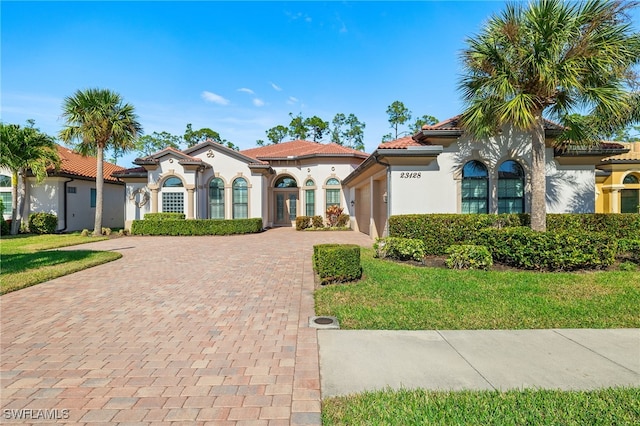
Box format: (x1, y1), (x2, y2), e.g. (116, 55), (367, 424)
(28, 212), (58, 234)
(445, 245), (493, 270)
(475, 227), (617, 271)
(618, 239), (640, 263)
(313, 244), (362, 285)
(144, 212), (186, 220)
(547, 214), (640, 239)
(296, 216), (312, 230)
(389, 214), (528, 255)
(374, 237), (426, 262)
(131, 218), (263, 236)
(312, 215), (324, 228)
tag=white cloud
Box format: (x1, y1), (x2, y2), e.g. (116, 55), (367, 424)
(201, 91), (230, 105)
(270, 82), (283, 91)
(253, 98), (265, 107)
(238, 88), (255, 95)
(287, 96), (299, 105)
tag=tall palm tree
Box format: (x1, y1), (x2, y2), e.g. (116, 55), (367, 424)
(458, 0), (640, 231)
(0, 121), (60, 234)
(59, 89), (142, 236)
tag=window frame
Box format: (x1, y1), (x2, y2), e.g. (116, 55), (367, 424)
(497, 160), (525, 214)
(232, 177), (249, 219)
(461, 160), (489, 214)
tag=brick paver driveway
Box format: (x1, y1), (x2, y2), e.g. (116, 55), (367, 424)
(1, 228), (371, 425)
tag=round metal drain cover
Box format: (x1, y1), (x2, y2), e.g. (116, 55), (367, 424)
(309, 316), (340, 329)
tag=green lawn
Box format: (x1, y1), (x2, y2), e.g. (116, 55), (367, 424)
(323, 387), (640, 425)
(315, 249), (640, 329)
(1, 234), (121, 294)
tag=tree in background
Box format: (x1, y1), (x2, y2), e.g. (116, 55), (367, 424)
(184, 123), (238, 150)
(459, 0), (639, 232)
(134, 131), (183, 157)
(305, 116), (330, 142)
(265, 125), (289, 144)
(386, 100), (412, 140)
(60, 88), (142, 236)
(0, 121), (60, 234)
(411, 114), (439, 133)
(288, 113), (309, 140)
(331, 113), (366, 150)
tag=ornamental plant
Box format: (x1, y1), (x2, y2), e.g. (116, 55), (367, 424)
(326, 205), (344, 227)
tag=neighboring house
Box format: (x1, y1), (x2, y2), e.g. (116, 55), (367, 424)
(342, 116), (630, 238)
(114, 140), (368, 229)
(596, 142), (640, 213)
(0, 144), (126, 231)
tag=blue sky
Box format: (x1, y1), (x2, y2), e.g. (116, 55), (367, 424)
(4, 1), (524, 166)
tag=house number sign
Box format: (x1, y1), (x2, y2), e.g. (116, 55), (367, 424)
(399, 172), (422, 179)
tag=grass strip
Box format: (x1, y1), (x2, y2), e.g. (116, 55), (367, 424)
(1, 234), (119, 294)
(315, 249), (640, 329)
(322, 387), (640, 425)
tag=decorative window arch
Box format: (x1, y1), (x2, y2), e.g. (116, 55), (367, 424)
(461, 161), (489, 214)
(274, 175), (298, 188)
(325, 178), (341, 210)
(209, 177), (225, 219)
(0, 174), (11, 212)
(233, 177), (248, 219)
(304, 179), (316, 216)
(161, 176), (185, 213)
(497, 160), (525, 214)
(621, 173), (640, 213)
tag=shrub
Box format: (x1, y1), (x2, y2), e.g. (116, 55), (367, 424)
(326, 205), (344, 227)
(144, 212), (186, 220)
(374, 237), (426, 262)
(336, 213), (350, 227)
(312, 215), (324, 228)
(445, 245), (493, 270)
(475, 227), (617, 271)
(296, 216), (311, 231)
(547, 213), (640, 240)
(313, 244), (362, 285)
(618, 238), (640, 263)
(102, 227), (112, 236)
(619, 261), (638, 272)
(0, 219), (9, 236)
(80, 229), (89, 237)
(28, 212), (58, 234)
(389, 214), (529, 255)
(131, 218), (263, 236)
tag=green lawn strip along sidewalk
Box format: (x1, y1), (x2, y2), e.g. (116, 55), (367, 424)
(322, 387), (640, 426)
(315, 249), (640, 330)
(1, 234), (120, 294)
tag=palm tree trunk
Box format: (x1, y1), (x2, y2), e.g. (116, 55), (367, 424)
(93, 146), (104, 236)
(10, 171), (19, 235)
(530, 111), (547, 232)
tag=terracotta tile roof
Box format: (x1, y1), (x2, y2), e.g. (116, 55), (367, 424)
(601, 142), (640, 162)
(52, 145), (125, 183)
(378, 136), (423, 149)
(240, 140), (368, 160)
(420, 115), (566, 132)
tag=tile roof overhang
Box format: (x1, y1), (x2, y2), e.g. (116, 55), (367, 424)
(40, 145), (125, 184)
(240, 140), (368, 162)
(342, 146), (443, 186)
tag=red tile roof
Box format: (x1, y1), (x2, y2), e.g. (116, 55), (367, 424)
(378, 136), (422, 149)
(52, 145), (125, 183)
(241, 140), (368, 160)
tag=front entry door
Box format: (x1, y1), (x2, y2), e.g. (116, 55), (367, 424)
(275, 191), (298, 226)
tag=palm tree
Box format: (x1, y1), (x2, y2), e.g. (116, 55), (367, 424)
(458, 0), (640, 231)
(59, 88), (142, 236)
(0, 121), (60, 234)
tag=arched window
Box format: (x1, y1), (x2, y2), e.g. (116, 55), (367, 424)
(161, 176), (185, 213)
(209, 178), (225, 219)
(325, 178), (341, 210)
(233, 177), (248, 219)
(305, 179), (315, 217)
(0, 174), (11, 212)
(461, 161), (488, 214)
(497, 160), (525, 214)
(274, 176), (298, 188)
(621, 174), (640, 213)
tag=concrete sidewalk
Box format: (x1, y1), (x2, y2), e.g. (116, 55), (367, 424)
(318, 329), (640, 397)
